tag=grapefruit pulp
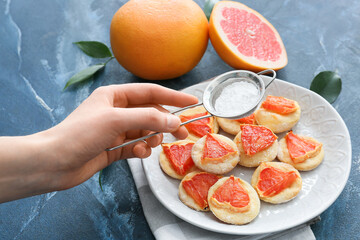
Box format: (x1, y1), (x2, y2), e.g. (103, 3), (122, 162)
(179, 112), (212, 138)
(162, 143), (195, 175)
(285, 131), (322, 163)
(202, 134), (235, 163)
(211, 176), (250, 210)
(257, 166), (297, 197)
(240, 125), (277, 155)
(261, 96), (297, 115)
(209, 1), (287, 71)
(235, 113), (256, 124)
(182, 172), (221, 209)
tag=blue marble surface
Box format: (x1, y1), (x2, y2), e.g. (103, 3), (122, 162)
(0, 0), (359, 239)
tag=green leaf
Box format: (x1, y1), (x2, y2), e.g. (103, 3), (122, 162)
(99, 170), (103, 192)
(63, 64), (105, 90)
(204, 0), (220, 20)
(310, 71), (342, 103)
(74, 41), (113, 58)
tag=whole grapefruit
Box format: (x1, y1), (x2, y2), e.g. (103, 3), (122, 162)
(209, 1), (288, 72)
(110, 0), (209, 80)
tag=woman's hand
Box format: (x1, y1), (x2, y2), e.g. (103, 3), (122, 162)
(0, 83), (198, 202)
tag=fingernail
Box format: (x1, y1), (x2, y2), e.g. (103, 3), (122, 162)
(167, 114), (180, 131)
(138, 147), (147, 157)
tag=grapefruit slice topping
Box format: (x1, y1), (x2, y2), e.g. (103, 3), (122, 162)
(220, 7), (282, 62)
(261, 95), (298, 115)
(257, 165), (298, 197)
(235, 113), (256, 124)
(202, 134), (236, 164)
(162, 143), (195, 175)
(182, 172), (221, 209)
(240, 125), (277, 155)
(180, 112), (212, 138)
(211, 176), (250, 212)
(285, 131), (322, 163)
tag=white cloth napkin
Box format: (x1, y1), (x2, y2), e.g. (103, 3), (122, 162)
(127, 158), (317, 240)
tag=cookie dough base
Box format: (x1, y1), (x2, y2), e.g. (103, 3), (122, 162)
(208, 177), (260, 225)
(251, 162), (302, 204)
(191, 134), (239, 174)
(159, 140), (198, 179)
(254, 103), (301, 134)
(180, 106), (219, 142)
(216, 117), (242, 135)
(234, 130), (278, 167)
(277, 137), (324, 171)
(178, 171), (212, 211)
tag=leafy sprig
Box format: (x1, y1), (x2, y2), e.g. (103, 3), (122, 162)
(64, 41), (115, 90)
(310, 71), (342, 103)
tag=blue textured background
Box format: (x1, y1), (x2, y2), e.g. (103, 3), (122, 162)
(0, 0), (359, 239)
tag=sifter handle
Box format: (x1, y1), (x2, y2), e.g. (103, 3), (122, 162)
(257, 69), (276, 88)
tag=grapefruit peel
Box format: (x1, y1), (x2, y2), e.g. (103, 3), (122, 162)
(209, 1), (288, 72)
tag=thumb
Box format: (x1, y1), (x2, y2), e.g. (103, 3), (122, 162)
(114, 107), (181, 133)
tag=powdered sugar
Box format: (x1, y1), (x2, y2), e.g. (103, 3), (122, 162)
(214, 80), (259, 116)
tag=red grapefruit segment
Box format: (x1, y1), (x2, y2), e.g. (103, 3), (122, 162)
(257, 166), (298, 197)
(211, 176), (250, 210)
(240, 125), (277, 155)
(261, 95), (298, 115)
(182, 172), (221, 209)
(180, 112), (212, 138)
(209, 1), (287, 71)
(235, 113), (256, 124)
(285, 131), (322, 163)
(162, 143), (195, 175)
(202, 134), (235, 164)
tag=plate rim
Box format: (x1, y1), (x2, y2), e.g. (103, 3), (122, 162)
(142, 77), (352, 235)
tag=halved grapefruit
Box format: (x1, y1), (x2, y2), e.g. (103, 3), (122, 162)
(209, 1), (287, 71)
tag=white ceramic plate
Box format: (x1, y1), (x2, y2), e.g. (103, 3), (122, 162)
(142, 76), (351, 235)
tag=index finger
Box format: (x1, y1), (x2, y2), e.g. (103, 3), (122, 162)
(106, 83), (199, 108)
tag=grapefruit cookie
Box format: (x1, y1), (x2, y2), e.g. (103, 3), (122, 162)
(179, 106), (219, 141)
(208, 176), (260, 225)
(160, 140), (198, 179)
(277, 131), (324, 171)
(254, 95), (301, 133)
(191, 133), (239, 174)
(234, 125), (278, 167)
(179, 171), (221, 211)
(217, 113), (257, 135)
(251, 162), (302, 204)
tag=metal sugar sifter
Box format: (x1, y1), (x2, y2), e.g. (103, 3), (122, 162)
(106, 69), (276, 151)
